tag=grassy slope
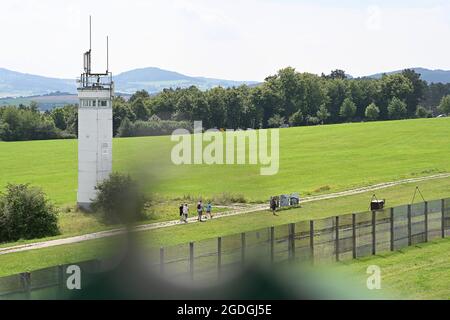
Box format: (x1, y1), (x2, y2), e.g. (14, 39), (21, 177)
(0, 238), (118, 278)
(1, 118), (450, 297)
(144, 177), (450, 247)
(336, 238), (450, 300)
(0, 118), (449, 205)
(1, 176), (449, 278)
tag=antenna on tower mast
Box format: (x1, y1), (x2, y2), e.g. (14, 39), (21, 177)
(80, 15), (112, 88)
(106, 36), (109, 73)
(84, 16), (92, 75)
(89, 15), (92, 52)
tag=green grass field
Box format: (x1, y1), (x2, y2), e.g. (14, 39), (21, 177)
(1, 118), (449, 205)
(144, 176), (450, 247)
(3, 236), (448, 299)
(1, 118), (450, 299)
(336, 238), (450, 299)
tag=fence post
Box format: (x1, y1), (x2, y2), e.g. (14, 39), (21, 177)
(424, 201), (429, 243)
(160, 247), (165, 276)
(58, 265), (65, 292)
(335, 216), (340, 262)
(20, 272), (31, 298)
(189, 242), (194, 281)
(309, 220), (315, 265)
(241, 233), (246, 267)
(95, 259), (102, 273)
(288, 223), (295, 262)
(408, 205), (412, 246)
(442, 199), (446, 239)
(217, 237), (222, 280)
(372, 211), (376, 255)
(352, 214), (357, 259)
(390, 208), (395, 252)
(270, 227), (275, 264)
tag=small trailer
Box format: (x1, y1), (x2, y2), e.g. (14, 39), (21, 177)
(270, 193), (301, 210)
(370, 194), (386, 211)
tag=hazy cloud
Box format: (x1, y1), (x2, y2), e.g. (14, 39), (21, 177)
(0, 0), (449, 81)
(366, 5), (382, 31)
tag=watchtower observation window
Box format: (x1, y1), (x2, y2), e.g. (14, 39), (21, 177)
(80, 99), (109, 108)
(81, 100), (97, 107)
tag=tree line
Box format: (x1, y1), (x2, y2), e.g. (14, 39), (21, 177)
(1, 68), (450, 141)
(0, 103), (77, 141)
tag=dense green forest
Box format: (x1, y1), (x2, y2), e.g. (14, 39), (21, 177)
(1, 68), (450, 141)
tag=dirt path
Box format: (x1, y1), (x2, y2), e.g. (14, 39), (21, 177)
(1, 173), (449, 256)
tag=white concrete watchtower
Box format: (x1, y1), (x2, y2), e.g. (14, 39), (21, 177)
(77, 17), (114, 211)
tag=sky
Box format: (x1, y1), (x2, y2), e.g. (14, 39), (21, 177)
(0, 0), (449, 81)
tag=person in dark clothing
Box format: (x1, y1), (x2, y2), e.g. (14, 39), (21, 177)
(270, 197), (278, 216)
(179, 204), (184, 223)
(197, 201), (204, 222)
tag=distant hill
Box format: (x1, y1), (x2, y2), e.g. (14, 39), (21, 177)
(2, 66), (450, 110)
(367, 68), (450, 84)
(0, 93), (78, 111)
(0, 68), (75, 98)
(0, 67), (258, 99)
(114, 67), (259, 94)
(0, 92), (131, 111)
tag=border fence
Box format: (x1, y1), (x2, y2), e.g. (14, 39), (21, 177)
(1, 197), (449, 298)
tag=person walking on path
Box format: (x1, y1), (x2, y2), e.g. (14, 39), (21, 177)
(197, 201), (204, 222)
(179, 204), (184, 223)
(206, 202), (213, 220)
(270, 197), (278, 216)
(182, 204), (189, 223)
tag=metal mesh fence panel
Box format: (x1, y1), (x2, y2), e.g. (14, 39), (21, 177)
(193, 238), (218, 282)
(29, 267), (59, 291)
(356, 211), (372, 258)
(244, 228), (271, 264)
(2, 198), (450, 297)
(313, 217), (336, 264)
(221, 233), (243, 274)
(273, 224), (289, 263)
(428, 200), (443, 240)
(375, 209), (391, 253)
(294, 221), (312, 264)
(147, 247), (161, 276)
(78, 260), (102, 274)
(0, 274), (23, 297)
(411, 202), (426, 245)
(393, 205), (409, 250)
(163, 243), (190, 282)
(444, 199), (450, 237)
(338, 214), (354, 261)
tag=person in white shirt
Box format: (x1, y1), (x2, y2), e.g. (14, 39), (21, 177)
(182, 204), (189, 223)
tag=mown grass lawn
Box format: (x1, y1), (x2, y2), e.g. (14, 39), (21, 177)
(1, 118), (450, 298)
(0, 238), (119, 278)
(142, 176), (450, 247)
(335, 238), (450, 300)
(1, 118), (449, 205)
